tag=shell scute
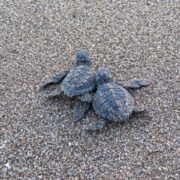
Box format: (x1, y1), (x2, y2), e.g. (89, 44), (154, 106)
(61, 65), (95, 97)
(93, 83), (134, 121)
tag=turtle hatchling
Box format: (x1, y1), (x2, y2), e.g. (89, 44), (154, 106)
(87, 67), (150, 132)
(39, 50), (96, 121)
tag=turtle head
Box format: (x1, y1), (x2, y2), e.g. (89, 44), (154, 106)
(76, 50), (91, 66)
(96, 67), (113, 85)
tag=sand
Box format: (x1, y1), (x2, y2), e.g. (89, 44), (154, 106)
(0, 0), (179, 179)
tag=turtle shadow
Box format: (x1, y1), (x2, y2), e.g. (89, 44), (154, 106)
(85, 108), (152, 135)
(41, 94), (76, 111)
(109, 110), (152, 130)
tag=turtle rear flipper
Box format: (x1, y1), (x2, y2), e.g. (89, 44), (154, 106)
(39, 70), (69, 91)
(86, 119), (107, 132)
(133, 106), (146, 114)
(73, 101), (90, 122)
(43, 89), (63, 99)
(78, 93), (94, 103)
(117, 79), (151, 90)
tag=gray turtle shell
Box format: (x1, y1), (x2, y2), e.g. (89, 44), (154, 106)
(93, 82), (134, 121)
(61, 65), (96, 97)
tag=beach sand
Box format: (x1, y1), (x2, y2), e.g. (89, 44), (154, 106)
(1, 0), (179, 179)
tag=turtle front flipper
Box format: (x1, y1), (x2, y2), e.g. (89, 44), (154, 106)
(39, 70), (70, 90)
(77, 93), (94, 103)
(117, 79), (151, 90)
(73, 101), (90, 122)
(86, 119), (107, 132)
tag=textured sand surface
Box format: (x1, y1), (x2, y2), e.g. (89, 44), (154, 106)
(0, 0), (179, 179)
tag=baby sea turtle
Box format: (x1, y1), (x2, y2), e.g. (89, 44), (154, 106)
(87, 67), (150, 132)
(39, 50), (96, 121)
